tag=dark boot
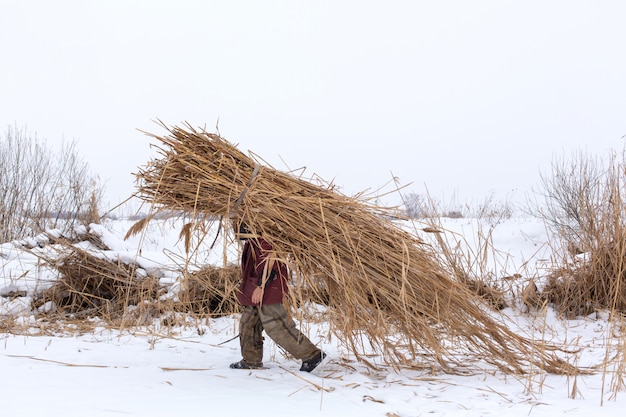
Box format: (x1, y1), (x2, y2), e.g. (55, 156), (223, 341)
(229, 360), (263, 370)
(299, 351), (326, 372)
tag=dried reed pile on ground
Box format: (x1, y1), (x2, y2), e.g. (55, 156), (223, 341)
(38, 247), (160, 320)
(131, 122), (578, 374)
(541, 241), (626, 318)
(177, 264), (240, 316)
(36, 244), (241, 322)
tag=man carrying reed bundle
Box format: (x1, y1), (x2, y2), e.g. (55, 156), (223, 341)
(132, 122), (579, 375)
(229, 222), (326, 372)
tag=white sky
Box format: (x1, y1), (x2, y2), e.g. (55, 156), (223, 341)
(2, 1), (625, 209)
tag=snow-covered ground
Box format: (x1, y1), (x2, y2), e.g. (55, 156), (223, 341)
(1, 215), (624, 416)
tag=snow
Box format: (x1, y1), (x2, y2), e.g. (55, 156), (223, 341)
(1, 215), (625, 416)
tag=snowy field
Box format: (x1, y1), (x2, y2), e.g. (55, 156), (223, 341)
(1, 214), (625, 416)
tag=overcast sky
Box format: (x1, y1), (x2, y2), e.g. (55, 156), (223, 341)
(2, 1), (625, 210)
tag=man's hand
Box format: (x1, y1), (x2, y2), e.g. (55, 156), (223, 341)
(251, 286), (264, 304)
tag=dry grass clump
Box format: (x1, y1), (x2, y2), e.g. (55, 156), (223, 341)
(37, 247), (160, 320)
(34, 239), (242, 323)
(176, 264), (240, 317)
(129, 122), (579, 374)
(541, 241), (626, 318)
(461, 278), (508, 311)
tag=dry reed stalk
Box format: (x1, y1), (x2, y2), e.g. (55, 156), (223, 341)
(419, 222), (509, 311)
(131, 122), (579, 374)
(607, 318), (626, 401)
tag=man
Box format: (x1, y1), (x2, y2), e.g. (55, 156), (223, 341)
(229, 222), (325, 372)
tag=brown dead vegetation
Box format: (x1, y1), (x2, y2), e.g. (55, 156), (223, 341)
(539, 242), (626, 318)
(34, 244), (241, 325)
(124, 122), (579, 374)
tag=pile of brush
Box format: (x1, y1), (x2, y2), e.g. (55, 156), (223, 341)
(131, 122), (578, 374)
(38, 246), (160, 320)
(37, 244), (241, 322)
(540, 241), (626, 318)
(177, 264), (241, 316)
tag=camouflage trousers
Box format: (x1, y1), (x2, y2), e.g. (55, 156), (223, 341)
(238, 304), (319, 366)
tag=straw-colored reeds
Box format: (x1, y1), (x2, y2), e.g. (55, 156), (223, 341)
(179, 264), (241, 316)
(541, 241), (626, 318)
(38, 247), (160, 320)
(36, 245), (241, 322)
(131, 122), (578, 374)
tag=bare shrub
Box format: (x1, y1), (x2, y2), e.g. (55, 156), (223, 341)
(533, 150), (607, 254)
(403, 192), (432, 218)
(0, 125), (104, 242)
(402, 192), (464, 219)
(533, 149), (626, 315)
(468, 193), (515, 220)
(403, 191), (514, 220)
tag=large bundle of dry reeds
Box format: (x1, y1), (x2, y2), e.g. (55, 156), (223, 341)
(132, 122), (577, 374)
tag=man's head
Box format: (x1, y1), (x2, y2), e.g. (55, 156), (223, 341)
(235, 221), (254, 241)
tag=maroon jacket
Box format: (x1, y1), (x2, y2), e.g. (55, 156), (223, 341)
(237, 237), (288, 306)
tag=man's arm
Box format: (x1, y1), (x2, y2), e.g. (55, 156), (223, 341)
(252, 263), (277, 305)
